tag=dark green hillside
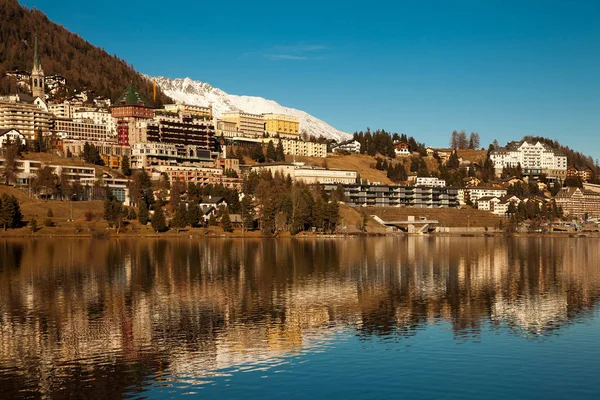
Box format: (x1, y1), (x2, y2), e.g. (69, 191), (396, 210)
(0, 0), (172, 105)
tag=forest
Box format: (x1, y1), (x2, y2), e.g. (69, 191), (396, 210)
(0, 0), (172, 105)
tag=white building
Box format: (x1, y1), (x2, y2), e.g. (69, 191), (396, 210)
(490, 141), (568, 177)
(251, 162), (358, 185)
(0, 100), (52, 140)
(53, 119), (112, 142)
(0, 128), (26, 148)
(457, 186), (508, 206)
(415, 177), (446, 187)
(73, 108), (116, 137)
(333, 139), (361, 154)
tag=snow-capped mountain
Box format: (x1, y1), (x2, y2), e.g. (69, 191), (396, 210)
(151, 76), (351, 142)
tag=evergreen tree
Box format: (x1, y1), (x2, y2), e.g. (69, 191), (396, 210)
(275, 140), (285, 161)
(186, 202), (201, 227)
(121, 155), (131, 176)
(266, 140), (277, 162)
(103, 198), (124, 233)
(138, 201), (149, 225)
(221, 207), (233, 232)
(127, 207), (137, 220)
(240, 195), (255, 231)
(151, 206), (168, 232)
(171, 203), (188, 232)
(252, 144), (265, 163)
(208, 213), (217, 227)
(2, 139), (19, 185)
(0, 193), (23, 231)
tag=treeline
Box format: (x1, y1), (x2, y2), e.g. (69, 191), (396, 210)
(450, 130), (481, 150)
(124, 168), (342, 235)
(353, 129), (427, 157)
(233, 140), (285, 163)
(0, 0), (171, 104)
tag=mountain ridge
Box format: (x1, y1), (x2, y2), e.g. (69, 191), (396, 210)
(151, 76), (351, 142)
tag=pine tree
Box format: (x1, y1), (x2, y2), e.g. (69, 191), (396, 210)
(275, 140), (285, 161)
(0, 194), (23, 231)
(138, 201), (149, 225)
(221, 207), (233, 232)
(186, 202), (201, 227)
(151, 206), (168, 232)
(252, 144), (266, 163)
(240, 195), (255, 231)
(171, 203), (188, 232)
(121, 155), (131, 176)
(208, 213), (217, 227)
(266, 140), (277, 162)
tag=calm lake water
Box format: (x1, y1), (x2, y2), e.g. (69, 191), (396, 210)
(0, 237), (599, 399)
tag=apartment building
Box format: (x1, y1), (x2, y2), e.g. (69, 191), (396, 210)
(554, 187), (600, 218)
(459, 186), (508, 205)
(0, 158), (96, 186)
(149, 111), (216, 150)
(53, 119), (111, 142)
(0, 128), (26, 148)
(130, 142), (214, 169)
(567, 166), (594, 183)
(73, 108), (116, 136)
(266, 138), (327, 158)
(0, 100), (51, 139)
(263, 114), (300, 138)
(251, 162), (358, 185)
(322, 183), (460, 208)
(215, 119), (238, 138)
(153, 165), (242, 190)
(415, 177), (446, 187)
(163, 104), (212, 118)
(490, 141), (568, 177)
(222, 111), (264, 137)
(48, 100), (79, 119)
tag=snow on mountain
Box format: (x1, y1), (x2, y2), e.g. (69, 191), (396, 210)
(151, 76), (351, 142)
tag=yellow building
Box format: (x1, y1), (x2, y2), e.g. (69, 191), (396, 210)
(221, 111), (264, 137)
(163, 103), (212, 118)
(263, 114), (299, 138)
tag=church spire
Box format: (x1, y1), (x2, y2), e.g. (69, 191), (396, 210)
(31, 33), (45, 99)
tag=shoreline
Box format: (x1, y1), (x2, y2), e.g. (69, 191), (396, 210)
(1, 230), (598, 239)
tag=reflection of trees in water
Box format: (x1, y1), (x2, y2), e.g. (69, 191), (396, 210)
(0, 238), (599, 398)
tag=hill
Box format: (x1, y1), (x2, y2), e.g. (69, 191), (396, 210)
(0, 0), (171, 104)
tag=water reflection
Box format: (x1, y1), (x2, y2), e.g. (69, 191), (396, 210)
(0, 238), (599, 398)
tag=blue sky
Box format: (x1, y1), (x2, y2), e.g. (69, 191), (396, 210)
(21, 0), (600, 160)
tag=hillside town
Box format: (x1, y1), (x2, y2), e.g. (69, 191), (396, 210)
(1, 38), (600, 235)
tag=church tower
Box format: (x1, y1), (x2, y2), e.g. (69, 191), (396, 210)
(31, 34), (45, 99)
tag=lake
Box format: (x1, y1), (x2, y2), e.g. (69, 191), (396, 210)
(0, 237), (599, 399)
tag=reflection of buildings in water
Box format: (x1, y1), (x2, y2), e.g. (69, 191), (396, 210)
(0, 238), (600, 396)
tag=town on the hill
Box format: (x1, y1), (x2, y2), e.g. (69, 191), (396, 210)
(1, 39), (599, 235)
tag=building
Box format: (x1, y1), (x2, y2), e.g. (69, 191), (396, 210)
(415, 177), (446, 187)
(0, 128), (26, 148)
(163, 104), (212, 118)
(31, 35), (45, 100)
(149, 110), (216, 151)
(322, 183), (460, 208)
(332, 139), (361, 154)
(53, 119), (111, 142)
(215, 119), (238, 138)
(73, 108), (116, 137)
(110, 84), (155, 145)
(154, 165), (241, 190)
(394, 142), (411, 156)
(251, 162), (358, 185)
(80, 176), (130, 204)
(0, 100), (52, 140)
(130, 142), (214, 169)
(426, 147), (455, 163)
(230, 136), (328, 158)
(0, 158), (96, 186)
(490, 141), (568, 178)
(222, 111), (264, 137)
(462, 186), (508, 205)
(554, 187), (600, 218)
(263, 114), (299, 138)
(567, 166), (594, 183)
(48, 100), (76, 119)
